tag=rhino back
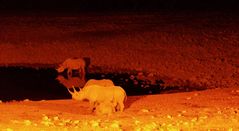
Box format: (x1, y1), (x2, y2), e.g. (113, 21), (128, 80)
(113, 86), (127, 100)
(84, 79), (114, 87)
(63, 58), (85, 69)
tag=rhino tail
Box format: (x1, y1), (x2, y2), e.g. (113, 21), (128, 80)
(124, 91), (127, 102)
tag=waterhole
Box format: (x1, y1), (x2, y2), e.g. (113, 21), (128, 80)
(0, 66), (205, 102)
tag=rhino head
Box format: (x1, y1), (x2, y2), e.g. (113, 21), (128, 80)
(67, 86), (83, 101)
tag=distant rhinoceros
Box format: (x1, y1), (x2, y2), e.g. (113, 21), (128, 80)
(56, 57), (86, 78)
(67, 85), (127, 112)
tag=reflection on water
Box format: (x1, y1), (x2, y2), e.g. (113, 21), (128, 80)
(56, 57), (90, 89)
(56, 73), (86, 89)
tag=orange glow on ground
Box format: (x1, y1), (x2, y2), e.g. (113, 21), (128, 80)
(0, 87), (239, 130)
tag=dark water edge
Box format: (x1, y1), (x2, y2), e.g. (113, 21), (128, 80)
(0, 66), (206, 102)
(0, 66), (67, 102)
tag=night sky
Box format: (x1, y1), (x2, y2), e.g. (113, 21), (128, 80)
(0, 0), (239, 12)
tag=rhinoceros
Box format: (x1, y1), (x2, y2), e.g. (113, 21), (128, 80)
(67, 85), (127, 112)
(56, 58), (86, 78)
(95, 101), (115, 115)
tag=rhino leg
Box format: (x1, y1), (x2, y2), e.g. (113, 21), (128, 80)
(89, 101), (97, 112)
(118, 101), (124, 112)
(115, 96), (125, 112)
(111, 101), (117, 112)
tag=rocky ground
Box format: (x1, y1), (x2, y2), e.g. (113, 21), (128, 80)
(0, 87), (239, 130)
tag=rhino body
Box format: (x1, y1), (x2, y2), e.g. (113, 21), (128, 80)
(56, 58), (86, 78)
(68, 85), (127, 112)
(84, 79), (114, 88)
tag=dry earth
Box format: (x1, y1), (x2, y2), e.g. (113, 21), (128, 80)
(0, 87), (239, 130)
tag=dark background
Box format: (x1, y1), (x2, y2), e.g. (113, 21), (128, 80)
(0, 0), (239, 12)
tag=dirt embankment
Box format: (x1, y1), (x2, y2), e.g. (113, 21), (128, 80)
(0, 12), (239, 89)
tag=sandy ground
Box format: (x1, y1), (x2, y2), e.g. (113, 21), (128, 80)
(0, 87), (239, 130)
(0, 11), (239, 130)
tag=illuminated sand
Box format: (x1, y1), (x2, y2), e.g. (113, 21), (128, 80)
(0, 87), (239, 130)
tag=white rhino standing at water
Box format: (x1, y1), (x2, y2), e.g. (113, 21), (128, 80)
(67, 85), (127, 113)
(56, 58), (86, 78)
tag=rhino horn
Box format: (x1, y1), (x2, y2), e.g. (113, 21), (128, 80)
(67, 86), (80, 95)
